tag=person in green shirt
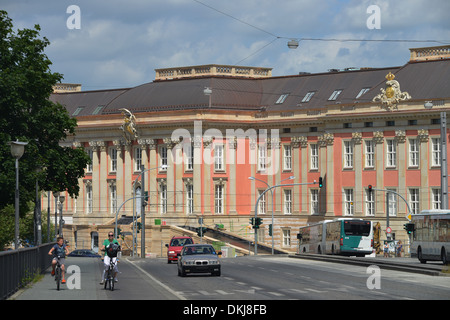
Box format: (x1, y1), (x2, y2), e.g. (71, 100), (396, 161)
(99, 232), (121, 285)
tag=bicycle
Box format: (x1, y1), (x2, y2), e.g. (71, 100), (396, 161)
(104, 257), (116, 291)
(54, 255), (63, 291)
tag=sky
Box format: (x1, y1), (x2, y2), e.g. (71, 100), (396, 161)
(2, 0), (450, 90)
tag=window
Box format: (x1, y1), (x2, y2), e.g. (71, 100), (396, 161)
(86, 182), (93, 214)
(364, 122), (373, 127)
(365, 140), (374, 168)
(386, 140), (396, 167)
(110, 148), (117, 172)
(110, 183), (117, 214)
(135, 187), (142, 215)
(310, 189), (319, 215)
(386, 121), (395, 126)
(302, 91), (315, 102)
(282, 229), (291, 246)
(276, 93), (289, 104)
(72, 107), (84, 116)
(258, 190), (266, 215)
(356, 88), (370, 99)
(185, 144), (194, 171)
(284, 189), (292, 214)
(186, 184), (194, 215)
(160, 184), (167, 214)
(134, 147), (142, 171)
(432, 138), (441, 166)
(258, 145), (267, 171)
(344, 189), (354, 216)
(328, 89), (342, 101)
(215, 184), (224, 214)
(365, 188), (375, 216)
(387, 189), (397, 216)
(343, 141), (353, 168)
(409, 188), (419, 215)
(214, 144), (224, 171)
(432, 188), (441, 209)
(310, 144), (318, 170)
(86, 149), (93, 172)
(409, 139), (419, 167)
(283, 145), (292, 171)
(92, 105), (104, 115)
(159, 146), (168, 167)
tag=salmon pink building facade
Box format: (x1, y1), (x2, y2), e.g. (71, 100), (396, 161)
(47, 46), (450, 252)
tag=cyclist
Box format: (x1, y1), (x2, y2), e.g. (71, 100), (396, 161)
(48, 236), (70, 284)
(99, 232), (121, 285)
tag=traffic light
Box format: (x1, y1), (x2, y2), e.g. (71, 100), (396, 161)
(254, 217), (263, 229)
(249, 217), (255, 227)
(268, 224), (273, 236)
(197, 227), (207, 237)
(318, 177), (323, 188)
(137, 222), (142, 233)
(144, 191), (149, 201)
(368, 185), (373, 193)
(404, 223), (415, 234)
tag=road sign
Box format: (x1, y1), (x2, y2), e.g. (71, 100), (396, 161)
(386, 227), (392, 234)
(406, 213), (412, 221)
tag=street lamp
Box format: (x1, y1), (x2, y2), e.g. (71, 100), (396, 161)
(287, 39), (299, 49)
(9, 140), (28, 250)
(248, 175), (295, 254)
(58, 193), (65, 237)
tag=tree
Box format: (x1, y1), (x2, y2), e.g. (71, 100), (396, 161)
(0, 11), (90, 243)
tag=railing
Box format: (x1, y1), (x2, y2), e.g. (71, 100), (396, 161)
(0, 243), (55, 300)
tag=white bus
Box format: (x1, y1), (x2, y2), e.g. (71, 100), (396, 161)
(410, 210), (450, 265)
(298, 218), (373, 257)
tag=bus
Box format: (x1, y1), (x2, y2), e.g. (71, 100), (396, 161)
(410, 210), (450, 265)
(297, 218), (373, 257)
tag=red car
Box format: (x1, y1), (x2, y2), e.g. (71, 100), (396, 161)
(165, 236), (194, 263)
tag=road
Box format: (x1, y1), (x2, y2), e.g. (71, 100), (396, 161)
(12, 255), (450, 301)
(132, 255), (450, 300)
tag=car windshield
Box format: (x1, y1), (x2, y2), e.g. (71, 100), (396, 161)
(183, 246), (215, 255)
(171, 238), (193, 246)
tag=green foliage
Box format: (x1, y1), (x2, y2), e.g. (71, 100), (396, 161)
(0, 10), (90, 244)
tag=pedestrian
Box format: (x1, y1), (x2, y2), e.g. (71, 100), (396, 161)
(397, 240), (402, 257)
(383, 241), (389, 258)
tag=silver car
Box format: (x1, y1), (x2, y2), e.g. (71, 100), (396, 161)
(177, 244), (221, 277)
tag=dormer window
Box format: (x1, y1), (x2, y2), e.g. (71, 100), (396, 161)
(302, 91), (315, 102)
(328, 90), (342, 101)
(276, 93), (289, 104)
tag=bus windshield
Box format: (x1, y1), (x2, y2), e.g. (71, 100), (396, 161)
(343, 221), (371, 236)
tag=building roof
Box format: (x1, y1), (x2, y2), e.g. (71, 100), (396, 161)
(50, 58), (450, 118)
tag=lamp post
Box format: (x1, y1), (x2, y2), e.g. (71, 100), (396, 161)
(58, 193), (65, 237)
(53, 191), (59, 237)
(34, 166), (43, 245)
(9, 140), (28, 250)
(249, 175), (295, 254)
(253, 180), (316, 255)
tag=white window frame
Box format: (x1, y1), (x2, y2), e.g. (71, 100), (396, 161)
(86, 182), (93, 214)
(432, 138), (441, 167)
(365, 188), (375, 216)
(409, 138), (419, 167)
(328, 89), (342, 101)
(134, 147), (142, 172)
(386, 140), (397, 168)
(310, 144), (318, 170)
(365, 140), (374, 168)
(409, 188), (419, 215)
(258, 190), (266, 215)
(343, 140), (353, 168)
(110, 183), (117, 214)
(302, 91), (315, 102)
(214, 144), (224, 171)
(160, 184), (167, 214)
(258, 144), (267, 171)
(387, 189), (397, 216)
(283, 144), (292, 171)
(344, 189), (354, 216)
(276, 93), (289, 104)
(432, 188), (441, 209)
(215, 184), (224, 214)
(186, 184), (194, 215)
(110, 148), (117, 172)
(310, 189), (319, 215)
(159, 145), (168, 168)
(284, 189), (292, 215)
(282, 229), (291, 246)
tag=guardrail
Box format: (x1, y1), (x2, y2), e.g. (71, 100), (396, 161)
(0, 243), (55, 300)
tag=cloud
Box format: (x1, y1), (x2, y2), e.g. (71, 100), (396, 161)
(3, 0), (450, 89)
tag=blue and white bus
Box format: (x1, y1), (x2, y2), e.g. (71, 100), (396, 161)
(410, 210), (450, 265)
(297, 219), (373, 257)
